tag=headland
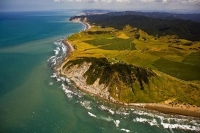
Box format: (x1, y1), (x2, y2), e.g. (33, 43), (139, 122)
(57, 14), (200, 118)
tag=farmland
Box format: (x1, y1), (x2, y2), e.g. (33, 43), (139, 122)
(64, 25), (200, 105)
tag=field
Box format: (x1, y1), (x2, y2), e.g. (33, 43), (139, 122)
(65, 25), (200, 105)
(84, 38), (136, 50)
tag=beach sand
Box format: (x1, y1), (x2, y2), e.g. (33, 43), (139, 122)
(144, 104), (200, 118)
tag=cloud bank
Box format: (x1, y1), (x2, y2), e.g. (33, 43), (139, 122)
(53, 0), (200, 4)
(51, 0), (200, 13)
(1, 0), (199, 12)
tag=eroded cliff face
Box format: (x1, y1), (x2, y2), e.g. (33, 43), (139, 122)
(62, 62), (111, 101)
(69, 17), (88, 23)
(61, 57), (156, 103)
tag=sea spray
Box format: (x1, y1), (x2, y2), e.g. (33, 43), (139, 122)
(47, 38), (67, 68)
(88, 112), (97, 118)
(121, 128), (131, 133)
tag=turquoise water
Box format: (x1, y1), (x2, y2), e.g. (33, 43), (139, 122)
(0, 11), (199, 133)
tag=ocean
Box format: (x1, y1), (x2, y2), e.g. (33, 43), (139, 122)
(0, 11), (199, 133)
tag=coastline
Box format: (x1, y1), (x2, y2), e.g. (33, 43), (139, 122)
(58, 22), (200, 118)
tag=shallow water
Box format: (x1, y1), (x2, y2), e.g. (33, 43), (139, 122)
(0, 11), (199, 133)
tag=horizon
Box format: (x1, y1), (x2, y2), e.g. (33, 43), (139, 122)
(1, 0), (200, 14)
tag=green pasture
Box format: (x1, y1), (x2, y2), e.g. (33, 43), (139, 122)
(69, 26), (200, 82)
(84, 38), (136, 50)
(182, 52), (200, 66)
(64, 25), (200, 105)
(153, 58), (200, 81)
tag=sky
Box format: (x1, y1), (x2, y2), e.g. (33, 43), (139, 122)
(0, 0), (200, 13)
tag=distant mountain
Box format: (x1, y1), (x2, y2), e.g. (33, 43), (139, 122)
(106, 11), (200, 23)
(70, 12), (200, 41)
(82, 10), (111, 15)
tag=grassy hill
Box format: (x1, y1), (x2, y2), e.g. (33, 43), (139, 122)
(70, 14), (200, 41)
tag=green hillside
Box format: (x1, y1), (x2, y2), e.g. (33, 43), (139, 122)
(70, 14), (200, 41)
(64, 16), (200, 106)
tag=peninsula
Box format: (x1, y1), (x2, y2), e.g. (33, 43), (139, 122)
(58, 12), (200, 118)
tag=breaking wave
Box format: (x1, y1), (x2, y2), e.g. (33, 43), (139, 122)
(47, 38), (67, 68)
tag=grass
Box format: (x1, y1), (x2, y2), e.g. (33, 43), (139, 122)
(63, 25), (200, 105)
(84, 38), (136, 50)
(182, 52), (200, 66)
(153, 58), (200, 81)
(67, 26), (200, 81)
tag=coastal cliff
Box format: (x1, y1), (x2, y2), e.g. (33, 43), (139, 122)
(61, 57), (156, 103)
(60, 54), (200, 117)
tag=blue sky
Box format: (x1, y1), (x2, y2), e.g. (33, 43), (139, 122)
(1, 0), (200, 13)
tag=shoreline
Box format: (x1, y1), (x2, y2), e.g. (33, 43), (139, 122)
(58, 22), (200, 119)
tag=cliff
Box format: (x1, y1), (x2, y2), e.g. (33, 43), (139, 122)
(62, 57), (157, 103)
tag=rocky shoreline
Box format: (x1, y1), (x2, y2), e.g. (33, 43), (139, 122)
(60, 59), (200, 118)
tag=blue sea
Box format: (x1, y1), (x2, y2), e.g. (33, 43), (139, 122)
(0, 11), (199, 133)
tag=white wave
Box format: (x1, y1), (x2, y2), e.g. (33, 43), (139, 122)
(133, 117), (159, 127)
(114, 120), (120, 127)
(122, 112), (129, 116)
(190, 120), (200, 126)
(109, 109), (115, 115)
(88, 112), (97, 118)
(61, 84), (73, 94)
(54, 40), (63, 46)
(150, 119), (158, 126)
(121, 128), (131, 132)
(54, 50), (59, 55)
(116, 111), (129, 116)
(47, 56), (56, 62)
(99, 105), (115, 115)
(80, 101), (92, 110)
(65, 78), (70, 83)
(134, 117), (148, 123)
(49, 82), (53, 85)
(56, 47), (60, 51)
(51, 73), (57, 78)
(61, 44), (67, 52)
(133, 110), (153, 116)
(66, 94), (73, 98)
(49, 39), (69, 69)
(99, 105), (107, 110)
(132, 110), (200, 132)
(161, 122), (200, 131)
(56, 77), (61, 82)
(60, 77), (65, 82)
(99, 116), (113, 122)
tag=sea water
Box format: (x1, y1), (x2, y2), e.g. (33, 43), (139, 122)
(0, 11), (199, 133)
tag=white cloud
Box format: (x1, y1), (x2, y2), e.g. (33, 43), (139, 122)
(53, 0), (200, 4)
(139, 0), (170, 3)
(116, 0), (130, 2)
(53, 0), (130, 2)
(140, 0), (154, 2)
(54, 0), (67, 2)
(185, 0), (199, 4)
